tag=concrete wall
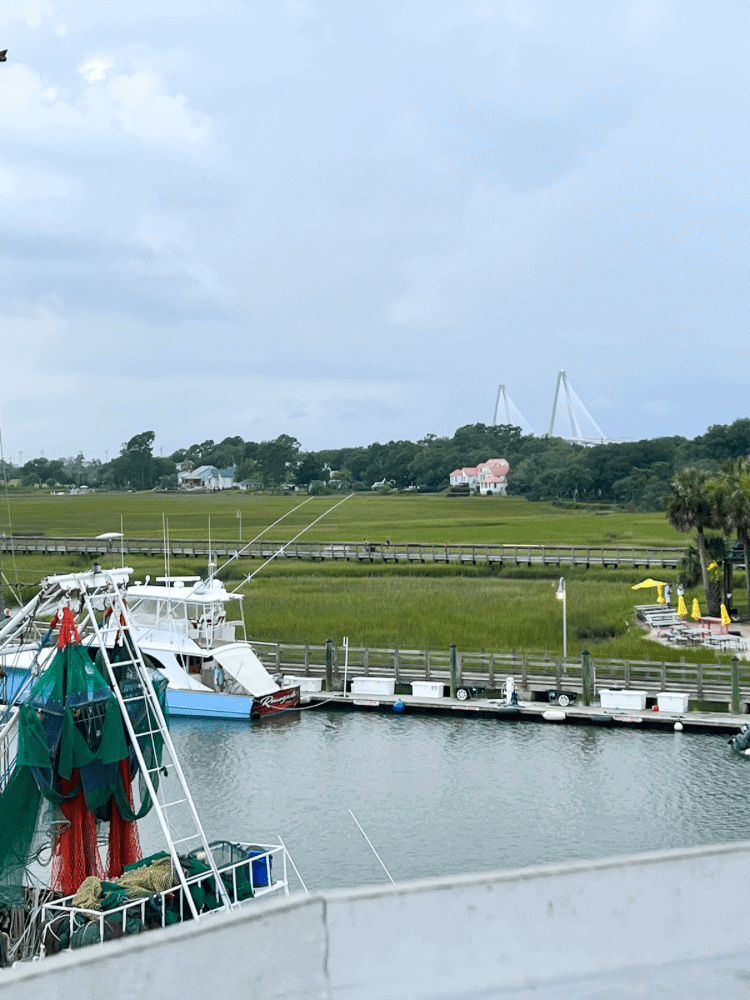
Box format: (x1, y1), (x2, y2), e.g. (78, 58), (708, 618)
(5, 840), (750, 1000)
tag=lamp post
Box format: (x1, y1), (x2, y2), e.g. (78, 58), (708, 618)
(556, 576), (567, 659)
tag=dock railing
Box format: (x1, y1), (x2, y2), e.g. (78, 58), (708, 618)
(0, 535), (684, 569)
(251, 640), (750, 704)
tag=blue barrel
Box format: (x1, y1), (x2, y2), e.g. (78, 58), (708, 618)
(248, 848), (272, 887)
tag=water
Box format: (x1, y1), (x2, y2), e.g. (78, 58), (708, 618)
(140, 711), (750, 893)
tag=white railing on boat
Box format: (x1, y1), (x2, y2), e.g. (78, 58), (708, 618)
(41, 843), (289, 953)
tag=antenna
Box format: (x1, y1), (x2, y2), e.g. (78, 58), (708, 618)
(548, 370), (608, 444)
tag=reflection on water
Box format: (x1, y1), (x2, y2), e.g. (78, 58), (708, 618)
(138, 711), (750, 892)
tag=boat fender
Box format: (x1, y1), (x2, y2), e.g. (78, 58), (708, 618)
(393, 700), (405, 713)
(674, 722), (683, 732)
(542, 709), (566, 722)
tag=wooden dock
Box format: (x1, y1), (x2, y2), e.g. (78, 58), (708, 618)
(251, 640), (750, 707)
(304, 691), (745, 735)
(0, 535), (684, 569)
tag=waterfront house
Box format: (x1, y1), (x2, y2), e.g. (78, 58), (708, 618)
(449, 458), (509, 495)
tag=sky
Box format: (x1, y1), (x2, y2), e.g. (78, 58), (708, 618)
(1, 0), (748, 461)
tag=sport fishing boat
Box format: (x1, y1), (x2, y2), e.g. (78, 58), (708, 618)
(123, 573), (300, 720)
(0, 568), (297, 964)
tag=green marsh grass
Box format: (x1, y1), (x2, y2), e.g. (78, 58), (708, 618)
(2, 554), (735, 666)
(0, 492), (685, 547)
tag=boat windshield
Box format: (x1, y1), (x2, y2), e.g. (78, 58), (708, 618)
(128, 588), (246, 647)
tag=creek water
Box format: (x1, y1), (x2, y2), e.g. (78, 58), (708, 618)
(140, 709), (750, 893)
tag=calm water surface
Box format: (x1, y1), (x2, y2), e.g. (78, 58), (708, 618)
(140, 710), (750, 892)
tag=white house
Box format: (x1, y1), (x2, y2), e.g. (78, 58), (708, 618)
(449, 458), (509, 495)
(178, 465), (236, 490)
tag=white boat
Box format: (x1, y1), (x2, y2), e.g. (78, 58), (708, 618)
(124, 574), (300, 720)
(0, 568), (299, 963)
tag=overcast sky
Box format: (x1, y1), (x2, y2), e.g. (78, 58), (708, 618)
(1, 0), (748, 461)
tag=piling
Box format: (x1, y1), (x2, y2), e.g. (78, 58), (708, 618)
(582, 649), (592, 707)
(449, 643), (457, 699)
(325, 638), (333, 692)
(731, 656), (740, 715)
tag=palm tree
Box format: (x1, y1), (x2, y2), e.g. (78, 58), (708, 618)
(665, 468), (717, 602)
(722, 458), (750, 614)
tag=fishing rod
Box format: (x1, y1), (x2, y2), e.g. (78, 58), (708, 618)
(348, 808), (395, 885)
(233, 493), (355, 591)
(214, 495), (316, 579)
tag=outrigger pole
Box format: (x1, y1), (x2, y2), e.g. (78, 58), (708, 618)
(237, 493), (355, 589)
(214, 495), (316, 579)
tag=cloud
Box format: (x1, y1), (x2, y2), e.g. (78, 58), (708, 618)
(617, 0), (676, 45)
(79, 57), (114, 83)
(0, 0), (52, 28)
(0, 158), (72, 203)
(0, 62), (211, 147)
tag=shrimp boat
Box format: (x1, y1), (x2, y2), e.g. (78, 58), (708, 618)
(0, 567), (296, 964)
(123, 573), (300, 720)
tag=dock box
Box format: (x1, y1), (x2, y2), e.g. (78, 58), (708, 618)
(410, 681), (445, 699)
(351, 677), (396, 696)
(599, 689), (648, 711)
(282, 675), (323, 693)
(657, 692), (689, 713)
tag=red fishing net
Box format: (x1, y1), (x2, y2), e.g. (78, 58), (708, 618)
(50, 772), (104, 896)
(107, 759), (142, 878)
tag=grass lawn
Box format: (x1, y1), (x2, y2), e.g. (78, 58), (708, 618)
(0, 492), (686, 547)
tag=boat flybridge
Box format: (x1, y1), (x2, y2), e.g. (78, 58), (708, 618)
(124, 574), (300, 719)
(0, 567), (298, 963)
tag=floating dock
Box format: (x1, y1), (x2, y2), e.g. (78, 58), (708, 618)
(305, 691), (745, 735)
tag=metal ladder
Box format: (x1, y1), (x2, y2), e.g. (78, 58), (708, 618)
(77, 570), (232, 918)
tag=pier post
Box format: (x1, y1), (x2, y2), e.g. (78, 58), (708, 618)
(333, 644), (341, 689)
(731, 656), (740, 715)
(582, 649), (592, 707)
(450, 643), (457, 699)
(304, 641), (310, 676)
(488, 653), (495, 689)
(325, 638), (333, 692)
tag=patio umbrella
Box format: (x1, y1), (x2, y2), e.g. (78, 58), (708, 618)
(656, 584), (664, 604)
(677, 595), (688, 618)
(631, 579), (668, 590)
(691, 598), (701, 620)
(721, 604), (732, 627)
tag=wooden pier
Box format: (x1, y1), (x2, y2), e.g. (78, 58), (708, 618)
(303, 690), (745, 735)
(1, 535), (684, 569)
(250, 640), (750, 708)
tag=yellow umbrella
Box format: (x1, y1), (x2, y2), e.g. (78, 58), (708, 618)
(677, 595), (688, 617)
(631, 579), (668, 590)
(721, 604), (732, 627)
(656, 584), (664, 604)
(691, 598), (701, 620)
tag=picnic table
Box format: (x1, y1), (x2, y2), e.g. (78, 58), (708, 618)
(700, 616), (729, 635)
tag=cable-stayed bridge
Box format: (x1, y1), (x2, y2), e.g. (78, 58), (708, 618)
(492, 370), (617, 445)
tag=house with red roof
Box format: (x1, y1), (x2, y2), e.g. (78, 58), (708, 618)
(449, 458), (509, 495)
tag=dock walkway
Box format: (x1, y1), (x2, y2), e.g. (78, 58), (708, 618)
(252, 640), (750, 708)
(305, 691), (745, 735)
(0, 535), (684, 569)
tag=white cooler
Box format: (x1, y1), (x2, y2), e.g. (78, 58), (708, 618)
(657, 692), (689, 713)
(351, 677), (396, 696)
(599, 689), (648, 711)
(411, 681), (445, 699)
(282, 675), (323, 693)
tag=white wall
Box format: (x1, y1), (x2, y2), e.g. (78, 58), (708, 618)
(5, 840), (750, 1000)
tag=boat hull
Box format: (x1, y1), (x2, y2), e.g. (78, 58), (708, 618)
(166, 689), (254, 720)
(252, 686), (301, 717)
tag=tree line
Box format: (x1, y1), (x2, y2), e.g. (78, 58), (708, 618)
(7, 418), (750, 503)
